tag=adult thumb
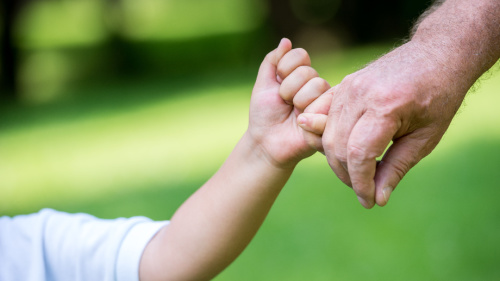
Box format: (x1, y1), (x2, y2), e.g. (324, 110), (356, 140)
(374, 134), (431, 206)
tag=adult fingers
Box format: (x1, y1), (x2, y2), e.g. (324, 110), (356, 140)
(346, 114), (399, 208)
(374, 129), (435, 206)
(279, 66), (318, 103)
(297, 113), (327, 135)
(334, 102), (361, 173)
(254, 38), (292, 92)
(322, 86), (352, 187)
(293, 77), (331, 111)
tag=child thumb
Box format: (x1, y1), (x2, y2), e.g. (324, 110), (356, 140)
(254, 38), (292, 91)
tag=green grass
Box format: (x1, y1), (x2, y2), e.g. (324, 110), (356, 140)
(1, 44), (500, 280)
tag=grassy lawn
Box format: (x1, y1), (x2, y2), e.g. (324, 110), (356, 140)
(1, 44), (500, 280)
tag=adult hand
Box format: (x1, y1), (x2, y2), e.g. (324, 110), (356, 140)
(300, 0), (500, 209)
(311, 41), (469, 208)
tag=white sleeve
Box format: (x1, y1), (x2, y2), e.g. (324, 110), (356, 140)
(115, 219), (169, 281)
(0, 209), (168, 281)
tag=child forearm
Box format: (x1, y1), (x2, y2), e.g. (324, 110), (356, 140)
(138, 38), (328, 281)
(139, 132), (294, 281)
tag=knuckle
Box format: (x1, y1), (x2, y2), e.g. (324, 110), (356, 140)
(292, 48), (310, 64)
(353, 186), (372, 199)
(279, 88), (293, 101)
(347, 144), (369, 161)
(349, 75), (364, 90)
(296, 65), (316, 78)
(340, 75), (371, 103)
(334, 149), (348, 164)
(293, 98), (307, 111)
(276, 68), (286, 80)
(341, 73), (355, 84)
(383, 158), (411, 181)
(293, 101), (306, 111)
(310, 77), (328, 89)
(386, 148), (421, 180)
(347, 144), (378, 166)
(293, 47), (308, 57)
(369, 85), (420, 118)
(343, 73), (366, 91)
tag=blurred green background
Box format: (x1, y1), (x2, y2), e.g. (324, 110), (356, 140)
(1, 0), (500, 280)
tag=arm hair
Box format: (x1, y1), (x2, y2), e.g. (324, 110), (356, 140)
(410, 0), (446, 38)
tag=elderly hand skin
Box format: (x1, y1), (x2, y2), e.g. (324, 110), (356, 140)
(319, 0), (500, 208)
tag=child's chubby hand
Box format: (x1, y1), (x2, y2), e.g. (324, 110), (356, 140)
(246, 38), (330, 169)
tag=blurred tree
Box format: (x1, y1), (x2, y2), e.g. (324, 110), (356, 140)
(1, 0), (431, 103)
(267, 0), (429, 44)
(267, 0), (304, 40)
(0, 0), (24, 102)
(336, 0), (428, 43)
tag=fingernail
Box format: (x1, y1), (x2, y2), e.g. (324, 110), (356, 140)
(279, 38), (286, 47)
(357, 196), (374, 209)
(297, 115), (307, 125)
(383, 186), (394, 205)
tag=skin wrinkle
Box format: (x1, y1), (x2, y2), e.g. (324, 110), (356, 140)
(280, 65), (319, 102)
(318, 0), (500, 208)
(293, 77), (329, 110)
(297, 1), (499, 208)
(276, 48), (310, 79)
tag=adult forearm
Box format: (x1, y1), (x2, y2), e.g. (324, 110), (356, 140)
(411, 0), (500, 92)
(410, 0), (445, 37)
(317, 0), (500, 208)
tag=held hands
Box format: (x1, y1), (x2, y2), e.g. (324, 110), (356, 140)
(247, 38), (330, 170)
(250, 39), (463, 209)
(299, 41), (467, 208)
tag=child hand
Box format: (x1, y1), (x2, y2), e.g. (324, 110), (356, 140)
(247, 38), (330, 169)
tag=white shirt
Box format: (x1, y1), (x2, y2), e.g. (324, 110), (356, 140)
(0, 209), (167, 281)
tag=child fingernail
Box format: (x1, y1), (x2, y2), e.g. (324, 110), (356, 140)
(297, 115), (307, 125)
(279, 38), (286, 48)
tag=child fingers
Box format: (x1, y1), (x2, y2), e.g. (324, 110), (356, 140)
(276, 48), (311, 81)
(279, 66), (319, 103)
(293, 77), (331, 111)
(303, 86), (336, 115)
(297, 113), (328, 135)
